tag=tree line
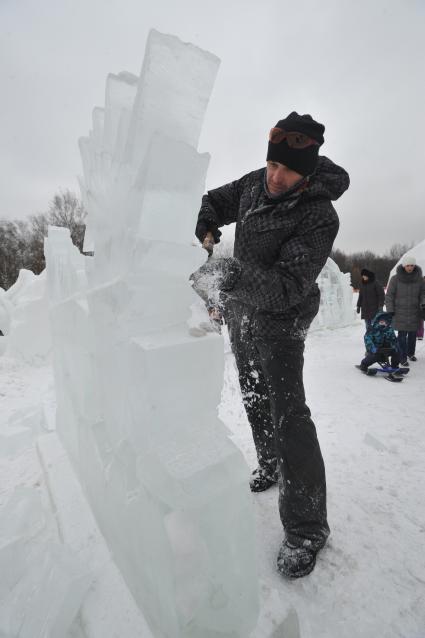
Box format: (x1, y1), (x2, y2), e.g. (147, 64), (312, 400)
(0, 190), (86, 290)
(331, 243), (413, 289)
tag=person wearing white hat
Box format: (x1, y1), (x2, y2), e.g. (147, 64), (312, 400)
(385, 255), (425, 364)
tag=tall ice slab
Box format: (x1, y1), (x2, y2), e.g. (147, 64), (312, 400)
(45, 29), (259, 638)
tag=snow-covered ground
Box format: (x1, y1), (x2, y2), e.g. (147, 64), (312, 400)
(1, 321), (424, 637)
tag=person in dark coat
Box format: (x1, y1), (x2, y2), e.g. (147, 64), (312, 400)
(194, 111), (350, 579)
(385, 256), (425, 364)
(357, 268), (385, 330)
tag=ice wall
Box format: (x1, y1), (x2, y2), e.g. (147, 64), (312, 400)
(0, 287), (10, 337)
(45, 30), (258, 638)
(0, 487), (90, 637)
(0, 270), (51, 362)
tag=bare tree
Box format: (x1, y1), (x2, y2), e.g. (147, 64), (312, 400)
(331, 241), (416, 289)
(47, 190), (86, 251)
(0, 190), (86, 289)
(0, 220), (31, 289)
(387, 242), (414, 261)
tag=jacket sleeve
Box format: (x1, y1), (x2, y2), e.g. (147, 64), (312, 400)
(195, 174), (250, 244)
(385, 276), (397, 312)
(226, 201), (339, 313)
(357, 288), (362, 310)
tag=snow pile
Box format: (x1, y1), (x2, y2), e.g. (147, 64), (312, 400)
(45, 30), (259, 638)
(0, 270), (51, 363)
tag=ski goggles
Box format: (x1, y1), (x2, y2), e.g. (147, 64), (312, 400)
(268, 127), (319, 149)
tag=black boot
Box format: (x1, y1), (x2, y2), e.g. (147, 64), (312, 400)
(249, 466), (278, 492)
(277, 539), (317, 578)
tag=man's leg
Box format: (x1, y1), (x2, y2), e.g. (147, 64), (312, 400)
(227, 316), (277, 481)
(256, 338), (329, 552)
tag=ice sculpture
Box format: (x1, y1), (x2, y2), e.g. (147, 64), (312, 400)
(45, 30), (259, 638)
(1, 269), (51, 361)
(0, 287), (11, 336)
(0, 487), (90, 637)
(311, 257), (356, 330)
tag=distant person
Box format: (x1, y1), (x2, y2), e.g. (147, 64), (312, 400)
(359, 311), (401, 373)
(194, 111), (350, 578)
(356, 268), (385, 330)
(385, 256), (425, 365)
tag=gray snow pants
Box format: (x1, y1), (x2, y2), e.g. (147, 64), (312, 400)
(228, 313), (330, 550)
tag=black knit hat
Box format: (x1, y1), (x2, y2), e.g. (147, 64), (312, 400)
(266, 111), (325, 176)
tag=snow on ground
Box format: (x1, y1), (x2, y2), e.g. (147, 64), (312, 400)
(1, 321), (425, 637)
(222, 322), (425, 637)
(0, 356), (53, 503)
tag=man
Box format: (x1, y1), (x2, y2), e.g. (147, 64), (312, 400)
(385, 256), (425, 364)
(194, 112), (349, 578)
(357, 268), (385, 330)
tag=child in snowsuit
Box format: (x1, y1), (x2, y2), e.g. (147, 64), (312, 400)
(360, 311), (401, 371)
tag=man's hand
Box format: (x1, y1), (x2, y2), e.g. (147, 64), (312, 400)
(202, 231), (215, 255)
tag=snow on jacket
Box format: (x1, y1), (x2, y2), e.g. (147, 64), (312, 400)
(385, 265), (425, 331)
(364, 311), (399, 353)
(195, 156), (350, 339)
(357, 272), (385, 320)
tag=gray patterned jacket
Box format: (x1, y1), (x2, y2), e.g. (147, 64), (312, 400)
(195, 156), (350, 339)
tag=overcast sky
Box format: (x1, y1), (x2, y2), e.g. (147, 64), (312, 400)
(1, 0), (424, 253)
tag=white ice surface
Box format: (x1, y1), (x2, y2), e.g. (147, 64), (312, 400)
(0, 365), (91, 638)
(1, 322), (424, 637)
(2, 269), (51, 363)
(46, 29), (258, 638)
